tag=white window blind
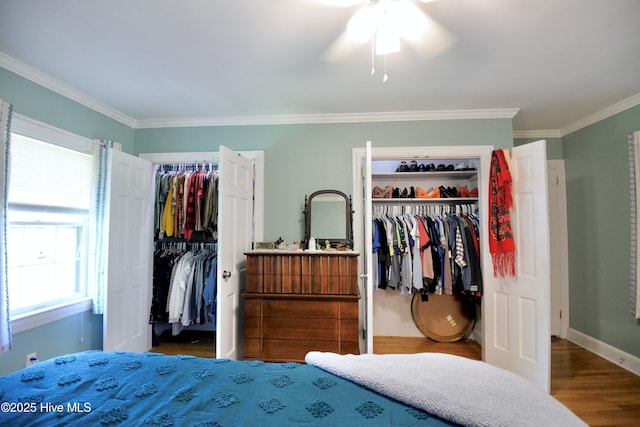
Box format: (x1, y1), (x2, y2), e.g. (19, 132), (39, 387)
(9, 133), (93, 210)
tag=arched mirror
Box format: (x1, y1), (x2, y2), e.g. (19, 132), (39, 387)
(304, 190), (353, 249)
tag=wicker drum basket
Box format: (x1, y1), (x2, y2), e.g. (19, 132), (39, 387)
(411, 292), (476, 342)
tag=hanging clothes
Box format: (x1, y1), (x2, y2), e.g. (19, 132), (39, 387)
(372, 204), (482, 298)
(153, 166), (219, 241)
(150, 242), (217, 335)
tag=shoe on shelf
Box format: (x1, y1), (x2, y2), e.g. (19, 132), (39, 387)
(381, 185), (393, 198)
(396, 161), (409, 172)
(454, 162), (469, 171)
(409, 186), (416, 198)
(439, 186), (453, 198)
(436, 164), (446, 171)
(420, 187), (440, 198)
(457, 186), (470, 198)
(393, 187), (401, 198)
(372, 186), (384, 198)
(409, 160), (419, 172)
(416, 187), (442, 199)
(469, 187), (478, 197)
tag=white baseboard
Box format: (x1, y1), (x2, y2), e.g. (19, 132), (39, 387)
(566, 328), (640, 377)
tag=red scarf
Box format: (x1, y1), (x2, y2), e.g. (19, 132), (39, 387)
(488, 149), (516, 277)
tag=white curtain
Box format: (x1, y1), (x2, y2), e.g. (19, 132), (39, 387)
(0, 100), (13, 353)
(89, 140), (114, 315)
(629, 131), (640, 319)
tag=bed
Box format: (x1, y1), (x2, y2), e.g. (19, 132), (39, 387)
(0, 350), (585, 426)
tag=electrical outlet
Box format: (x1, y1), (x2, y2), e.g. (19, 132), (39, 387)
(26, 352), (37, 368)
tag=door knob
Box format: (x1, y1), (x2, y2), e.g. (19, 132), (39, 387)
(222, 270), (231, 279)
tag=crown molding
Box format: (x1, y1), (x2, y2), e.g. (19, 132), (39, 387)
(513, 130), (562, 139)
(0, 52), (137, 128)
(512, 93), (640, 139)
(135, 108), (520, 129)
(560, 93), (640, 137)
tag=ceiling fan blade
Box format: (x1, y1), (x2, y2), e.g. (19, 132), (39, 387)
(310, 0), (365, 7)
(321, 29), (367, 63)
(404, 12), (456, 58)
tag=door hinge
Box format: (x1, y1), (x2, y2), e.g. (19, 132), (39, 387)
(559, 310), (562, 319)
(556, 176), (559, 186)
(362, 329), (366, 340)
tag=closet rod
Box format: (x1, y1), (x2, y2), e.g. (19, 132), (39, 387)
(373, 203), (477, 216)
(155, 162), (218, 172)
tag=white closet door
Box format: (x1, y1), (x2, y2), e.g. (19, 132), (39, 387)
(483, 140), (551, 392)
(364, 141), (373, 353)
(104, 150), (153, 352)
(216, 146), (253, 359)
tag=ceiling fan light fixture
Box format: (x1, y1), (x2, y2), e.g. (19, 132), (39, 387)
(337, 0), (436, 81)
(375, 14), (400, 55)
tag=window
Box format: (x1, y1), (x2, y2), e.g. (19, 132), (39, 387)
(7, 124), (95, 319)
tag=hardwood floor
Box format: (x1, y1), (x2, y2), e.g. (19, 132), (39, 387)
(154, 332), (640, 426)
(154, 329), (216, 359)
(550, 338), (640, 426)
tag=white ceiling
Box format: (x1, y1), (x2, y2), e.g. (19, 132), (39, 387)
(0, 0), (639, 134)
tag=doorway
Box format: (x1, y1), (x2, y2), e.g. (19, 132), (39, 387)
(548, 160), (569, 338)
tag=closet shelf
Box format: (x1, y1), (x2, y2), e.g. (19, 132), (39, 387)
(372, 197), (478, 203)
(372, 171), (477, 179)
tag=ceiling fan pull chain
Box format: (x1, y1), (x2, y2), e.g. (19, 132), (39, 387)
(383, 53), (389, 82)
(371, 37), (376, 76)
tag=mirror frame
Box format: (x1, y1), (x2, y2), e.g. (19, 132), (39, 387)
(304, 189), (354, 249)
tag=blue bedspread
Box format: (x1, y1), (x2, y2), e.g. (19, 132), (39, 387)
(0, 351), (456, 426)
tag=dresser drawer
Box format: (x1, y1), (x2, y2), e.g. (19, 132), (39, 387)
(262, 299), (340, 319)
(261, 339), (341, 362)
(245, 251), (359, 295)
(262, 316), (339, 341)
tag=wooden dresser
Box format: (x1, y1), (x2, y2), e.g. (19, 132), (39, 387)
(243, 250), (360, 362)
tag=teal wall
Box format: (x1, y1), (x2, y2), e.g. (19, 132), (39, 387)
(562, 105), (640, 357)
(0, 311), (102, 376)
(0, 67), (135, 153)
(514, 137), (563, 159)
(135, 120), (513, 242)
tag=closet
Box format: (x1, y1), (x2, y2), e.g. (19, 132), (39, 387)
(138, 147), (264, 359)
(149, 161), (219, 338)
(369, 160), (481, 343)
(351, 141), (553, 392)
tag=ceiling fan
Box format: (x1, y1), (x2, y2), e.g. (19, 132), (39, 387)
(314, 0), (455, 81)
